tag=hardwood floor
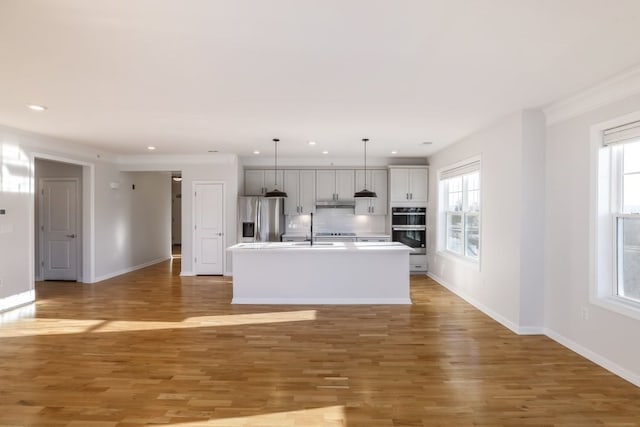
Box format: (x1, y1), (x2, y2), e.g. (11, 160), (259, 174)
(0, 259), (638, 426)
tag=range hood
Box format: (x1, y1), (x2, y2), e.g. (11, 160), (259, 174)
(315, 199), (356, 209)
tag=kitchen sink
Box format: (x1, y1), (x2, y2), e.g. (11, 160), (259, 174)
(292, 242), (334, 246)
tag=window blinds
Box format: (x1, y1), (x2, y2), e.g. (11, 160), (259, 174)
(603, 120), (640, 146)
(439, 160), (480, 181)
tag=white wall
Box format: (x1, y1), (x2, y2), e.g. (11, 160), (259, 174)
(94, 171), (171, 281)
(0, 124), (175, 312)
(545, 92), (640, 385)
(427, 110), (546, 333)
(519, 111), (546, 329)
(0, 128), (32, 305)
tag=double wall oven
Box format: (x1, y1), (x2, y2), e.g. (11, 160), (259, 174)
(391, 207), (426, 254)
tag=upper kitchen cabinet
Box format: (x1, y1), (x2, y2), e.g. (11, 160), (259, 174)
(283, 170), (316, 215)
(389, 167), (428, 205)
(355, 169), (387, 215)
(244, 169), (284, 196)
(316, 170), (355, 201)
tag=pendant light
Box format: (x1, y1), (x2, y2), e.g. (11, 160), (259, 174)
(264, 138), (287, 198)
(354, 138), (377, 198)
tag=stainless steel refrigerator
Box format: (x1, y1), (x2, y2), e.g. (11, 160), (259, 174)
(238, 196), (285, 242)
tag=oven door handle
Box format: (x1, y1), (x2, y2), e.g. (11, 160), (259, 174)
(392, 226), (426, 231)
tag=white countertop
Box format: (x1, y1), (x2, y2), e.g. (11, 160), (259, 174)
(281, 232), (391, 238)
(227, 241), (411, 252)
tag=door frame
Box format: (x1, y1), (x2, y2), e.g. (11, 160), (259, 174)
(191, 181), (226, 275)
(32, 153), (95, 283)
(39, 177), (81, 281)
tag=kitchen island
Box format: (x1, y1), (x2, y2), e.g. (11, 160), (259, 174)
(227, 241), (412, 304)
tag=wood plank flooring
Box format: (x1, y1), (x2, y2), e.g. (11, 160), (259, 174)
(0, 258), (638, 426)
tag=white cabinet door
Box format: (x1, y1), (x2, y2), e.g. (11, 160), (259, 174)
(335, 170), (355, 200)
(409, 168), (428, 203)
(389, 168), (410, 203)
(283, 170), (300, 215)
(316, 170), (336, 200)
(355, 170), (387, 215)
(283, 170), (316, 215)
(245, 170), (284, 196)
(299, 170), (316, 214)
(370, 169), (387, 215)
(389, 167), (428, 205)
(245, 170), (266, 195)
(354, 170), (371, 214)
(263, 170), (284, 193)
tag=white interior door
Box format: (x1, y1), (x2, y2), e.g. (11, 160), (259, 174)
(41, 179), (79, 281)
(194, 182), (224, 275)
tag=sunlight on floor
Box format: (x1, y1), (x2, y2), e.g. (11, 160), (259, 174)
(159, 405), (346, 427)
(0, 310), (317, 338)
(0, 303), (35, 323)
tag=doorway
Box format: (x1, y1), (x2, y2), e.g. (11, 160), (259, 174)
(171, 173), (182, 258)
(35, 159), (83, 281)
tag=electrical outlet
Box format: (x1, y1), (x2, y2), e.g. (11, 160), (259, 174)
(581, 306), (589, 320)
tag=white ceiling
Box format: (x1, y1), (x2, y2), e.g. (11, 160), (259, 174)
(2, 0), (640, 160)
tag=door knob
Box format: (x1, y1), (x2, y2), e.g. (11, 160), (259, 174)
(66, 234), (76, 238)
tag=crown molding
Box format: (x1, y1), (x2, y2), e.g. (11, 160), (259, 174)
(544, 64), (640, 126)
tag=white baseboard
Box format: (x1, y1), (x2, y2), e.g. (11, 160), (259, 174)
(92, 257), (170, 283)
(180, 271), (195, 276)
(0, 289), (35, 313)
(427, 272), (530, 334)
(545, 328), (640, 387)
(427, 272), (639, 387)
(232, 297), (412, 305)
(224, 271), (232, 277)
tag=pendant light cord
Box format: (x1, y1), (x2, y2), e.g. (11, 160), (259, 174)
(363, 138), (368, 190)
(273, 138), (279, 188)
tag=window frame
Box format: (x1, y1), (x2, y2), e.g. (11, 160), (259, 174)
(591, 113), (640, 320)
(438, 157), (481, 266)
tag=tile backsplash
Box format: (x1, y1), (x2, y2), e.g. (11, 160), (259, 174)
(285, 209), (387, 235)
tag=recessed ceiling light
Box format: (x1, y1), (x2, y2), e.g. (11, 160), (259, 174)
(27, 104), (47, 112)
(322, 150), (329, 155)
(308, 141), (317, 146)
(420, 141), (433, 145)
(208, 150), (219, 153)
(391, 150), (398, 154)
(253, 150), (260, 155)
(147, 146), (156, 151)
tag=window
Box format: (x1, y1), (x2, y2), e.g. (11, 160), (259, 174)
(595, 119), (640, 316)
(611, 138), (640, 303)
(440, 159), (480, 262)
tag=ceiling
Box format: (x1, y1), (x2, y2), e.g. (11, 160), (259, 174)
(2, 0), (640, 160)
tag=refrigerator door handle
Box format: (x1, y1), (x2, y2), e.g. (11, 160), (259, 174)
(255, 198), (261, 241)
